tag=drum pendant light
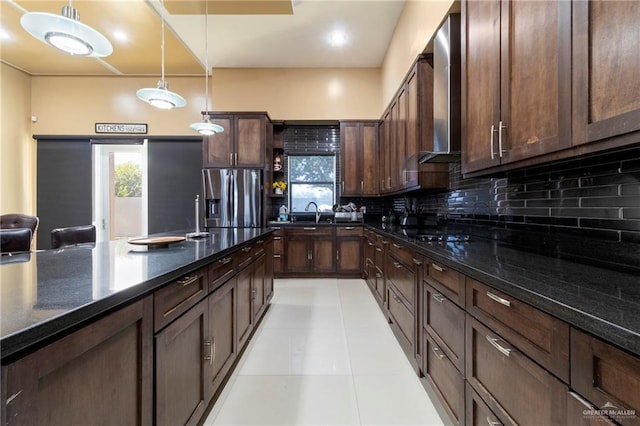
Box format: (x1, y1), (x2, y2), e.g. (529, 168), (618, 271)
(20, 1), (113, 57)
(136, 0), (186, 110)
(190, 0), (223, 135)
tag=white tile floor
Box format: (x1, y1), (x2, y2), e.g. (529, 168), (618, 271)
(203, 278), (445, 426)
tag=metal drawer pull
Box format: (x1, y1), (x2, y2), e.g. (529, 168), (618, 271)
(345, 226), (356, 230)
(392, 243), (401, 249)
(382, 240), (389, 245)
(412, 258), (423, 265)
(486, 416), (502, 426)
(256, 239), (264, 244)
(375, 273), (383, 278)
(241, 246), (251, 253)
(219, 257), (232, 264)
(498, 121), (506, 157)
(490, 124), (496, 160)
(431, 263), (444, 272)
(273, 254), (281, 258)
(178, 276), (198, 287)
(303, 227), (317, 231)
(307, 250), (312, 260)
(367, 241), (374, 246)
(375, 247), (383, 252)
(432, 293), (446, 304)
(393, 262), (402, 269)
(486, 291), (511, 307)
(274, 236), (281, 240)
(432, 345), (445, 360)
(486, 335), (512, 357)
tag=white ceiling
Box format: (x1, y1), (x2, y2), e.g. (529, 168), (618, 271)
(0, 0), (406, 76)
(165, 0), (406, 69)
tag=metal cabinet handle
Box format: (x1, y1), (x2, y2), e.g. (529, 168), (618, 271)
(486, 416), (502, 426)
(303, 227), (317, 231)
(307, 249), (312, 260)
(219, 257), (232, 265)
(360, 181), (364, 192)
(498, 121), (506, 158)
(486, 291), (511, 307)
(382, 240), (389, 245)
(375, 247), (383, 252)
(486, 335), (512, 357)
(235, 153), (238, 165)
(432, 345), (445, 360)
(345, 226), (356, 230)
(412, 258), (422, 265)
(432, 293), (446, 304)
(177, 275), (198, 287)
(490, 124), (496, 160)
(229, 153), (233, 166)
(375, 272), (383, 278)
(241, 246), (251, 253)
(256, 239), (264, 244)
(204, 338), (214, 365)
(274, 236), (281, 240)
(392, 243), (401, 249)
(341, 181), (345, 193)
(431, 263), (444, 272)
(393, 262), (402, 269)
(367, 241), (374, 246)
(273, 254), (281, 258)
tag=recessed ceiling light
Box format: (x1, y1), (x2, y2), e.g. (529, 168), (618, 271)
(329, 31), (347, 47)
(112, 30), (128, 42)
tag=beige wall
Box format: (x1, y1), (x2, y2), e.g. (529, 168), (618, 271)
(380, 0), (456, 109)
(1, 63), (35, 216)
(211, 68), (381, 120)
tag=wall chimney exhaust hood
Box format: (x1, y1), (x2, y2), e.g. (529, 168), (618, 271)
(420, 13), (461, 164)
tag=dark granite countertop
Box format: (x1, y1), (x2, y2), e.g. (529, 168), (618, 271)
(366, 224), (640, 357)
(0, 227), (273, 363)
(268, 221), (363, 227)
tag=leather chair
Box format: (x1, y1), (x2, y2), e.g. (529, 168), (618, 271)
(51, 225), (96, 249)
(1, 228), (33, 253)
(0, 214), (38, 252)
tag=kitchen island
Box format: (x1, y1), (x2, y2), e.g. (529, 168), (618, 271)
(1, 227), (274, 425)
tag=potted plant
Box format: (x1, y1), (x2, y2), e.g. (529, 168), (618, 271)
(272, 180), (286, 195)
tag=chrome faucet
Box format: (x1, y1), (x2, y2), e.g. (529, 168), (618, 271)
(305, 201), (320, 223)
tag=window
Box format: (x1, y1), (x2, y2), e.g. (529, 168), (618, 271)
(288, 155), (336, 212)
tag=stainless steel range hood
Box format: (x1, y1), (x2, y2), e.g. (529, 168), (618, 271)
(420, 14), (461, 164)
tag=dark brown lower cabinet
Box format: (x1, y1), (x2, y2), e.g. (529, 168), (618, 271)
(208, 278), (237, 395)
(336, 227), (363, 275)
(567, 391), (617, 426)
(252, 253), (266, 322)
(571, 328), (640, 426)
(465, 382), (501, 426)
(2, 297), (153, 426)
(387, 285), (414, 353)
(156, 298), (210, 426)
(423, 330), (465, 426)
(236, 264), (253, 349)
(466, 316), (568, 425)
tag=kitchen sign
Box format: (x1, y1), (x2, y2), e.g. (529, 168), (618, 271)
(95, 123), (147, 134)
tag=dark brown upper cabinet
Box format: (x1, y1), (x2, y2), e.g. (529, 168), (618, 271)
(462, 0), (572, 176)
(340, 121), (379, 196)
(203, 113), (269, 168)
(572, 1), (640, 150)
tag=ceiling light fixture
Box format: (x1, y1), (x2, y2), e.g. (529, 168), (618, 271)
(190, 0), (224, 135)
(20, 1), (113, 57)
(136, 0), (186, 110)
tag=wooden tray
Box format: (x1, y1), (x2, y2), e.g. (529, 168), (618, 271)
(128, 236), (185, 248)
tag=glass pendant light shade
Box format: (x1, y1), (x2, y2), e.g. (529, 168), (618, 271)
(190, 0), (223, 135)
(20, 5), (113, 57)
(137, 80), (187, 110)
(137, 0), (186, 110)
(190, 117), (224, 135)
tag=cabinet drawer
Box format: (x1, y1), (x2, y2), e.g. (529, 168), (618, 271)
(252, 237), (267, 257)
(336, 226), (363, 237)
(387, 286), (413, 349)
(208, 255), (234, 293)
(424, 257), (465, 307)
(235, 244), (253, 269)
(567, 391), (617, 426)
(423, 282), (465, 373)
(154, 268), (208, 332)
(423, 331), (465, 426)
(286, 226), (334, 237)
(465, 382), (502, 426)
(386, 254), (415, 309)
(389, 239), (416, 268)
(466, 316), (568, 425)
(273, 234), (283, 254)
(571, 328), (640, 425)
(467, 278), (569, 383)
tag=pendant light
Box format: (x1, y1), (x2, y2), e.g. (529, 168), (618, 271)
(190, 0), (224, 135)
(136, 0), (186, 110)
(20, 0), (113, 57)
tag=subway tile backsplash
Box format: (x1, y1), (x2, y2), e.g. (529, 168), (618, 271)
(409, 145), (640, 243)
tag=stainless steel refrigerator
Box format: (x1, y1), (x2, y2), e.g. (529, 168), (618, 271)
(202, 169), (262, 228)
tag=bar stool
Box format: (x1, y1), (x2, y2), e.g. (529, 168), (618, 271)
(0, 213), (39, 252)
(51, 225), (96, 249)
